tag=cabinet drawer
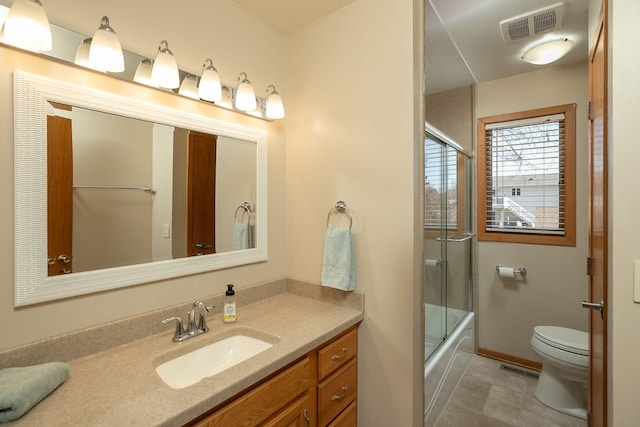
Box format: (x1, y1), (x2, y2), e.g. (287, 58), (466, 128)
(194, 357), (310, 427)
(327, 401), (356, 427)
(318, 328), (357, 381)
(317, 358), (357, 426)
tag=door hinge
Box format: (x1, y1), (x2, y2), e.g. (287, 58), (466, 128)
(587, 410), (592, 427)
(587, 257), (594, 276)
(588, 101), (593, 121)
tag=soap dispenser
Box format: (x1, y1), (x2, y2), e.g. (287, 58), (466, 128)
(224, 284), (237, 323)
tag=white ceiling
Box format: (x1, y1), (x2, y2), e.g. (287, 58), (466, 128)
(230, 0), (588, 95)
(425, 0), (589, 94)
(231, 0), (356, 34)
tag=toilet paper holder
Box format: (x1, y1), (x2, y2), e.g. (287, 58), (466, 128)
(496, 264), (527, 277)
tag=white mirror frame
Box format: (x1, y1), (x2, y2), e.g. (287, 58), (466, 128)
(14, 70), (268, 306)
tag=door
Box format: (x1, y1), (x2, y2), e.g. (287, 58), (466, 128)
(187, 131), (217, 256)
(586, 1), (608, 425)
(47, 111), (73, 275)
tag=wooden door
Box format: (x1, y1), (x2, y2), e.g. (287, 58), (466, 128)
(47, 112), (74, 275)
(586, 2), (608, 425)
(187, 131), (217, 256)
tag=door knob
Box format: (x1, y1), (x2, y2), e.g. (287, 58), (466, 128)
(582, 300), (604, 319)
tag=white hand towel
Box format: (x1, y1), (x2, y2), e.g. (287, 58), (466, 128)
(232, 221), (250, 250)
(321, 226), (355, 291)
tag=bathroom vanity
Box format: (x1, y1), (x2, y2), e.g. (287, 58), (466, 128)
(0, 280), (363, 426)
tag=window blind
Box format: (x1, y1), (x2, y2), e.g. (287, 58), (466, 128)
(482, 113), (566, 235)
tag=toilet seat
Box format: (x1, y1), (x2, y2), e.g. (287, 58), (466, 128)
(533, 326), (588, 356)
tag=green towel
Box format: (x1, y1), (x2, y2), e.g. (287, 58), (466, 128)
(0, 362), (70, 422)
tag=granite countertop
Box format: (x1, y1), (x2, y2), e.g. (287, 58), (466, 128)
(4, 281), (363, 426)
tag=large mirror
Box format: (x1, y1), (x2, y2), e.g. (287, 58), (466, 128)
(14, 70), (267, 306)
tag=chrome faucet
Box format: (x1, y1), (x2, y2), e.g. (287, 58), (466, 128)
(162, 300), (212, 342)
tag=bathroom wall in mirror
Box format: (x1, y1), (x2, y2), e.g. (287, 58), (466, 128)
(14, 70), (267, 306)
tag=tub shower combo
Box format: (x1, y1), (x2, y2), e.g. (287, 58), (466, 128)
(423, 124), (474, 425)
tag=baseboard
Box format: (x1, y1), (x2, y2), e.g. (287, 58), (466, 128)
(477, 347), (542, 372)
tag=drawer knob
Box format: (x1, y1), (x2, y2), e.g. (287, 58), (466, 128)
(331, 386), (349, 401)
(331, 347), (349, 361)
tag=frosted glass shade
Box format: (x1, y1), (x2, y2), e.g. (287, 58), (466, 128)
(0, 0), (52, 52)
(198, 66), (222, 102)
(236, 80), (256, 111)
(74, 38), (92, 68)
(266, 92), (285, 119)
(521, 38), (574, 65)
(179, 75), (199, 99)
(134, 59), (157, 87)
(152, 41), (180, 89)
(88, 16), (124, 72)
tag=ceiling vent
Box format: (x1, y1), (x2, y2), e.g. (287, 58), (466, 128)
(500, 2), (567, 43)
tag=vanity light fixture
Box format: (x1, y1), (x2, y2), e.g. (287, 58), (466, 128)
(73, 38), (92, 68)
(198, 58), (222, 102)
(133, 58), (157, 87)
(235, 72), (257, 112)
(179, 75), (199, 99)
(88, 16), (124, 72)
(521, 38), (574, 65)
(216, 86), (234, 109)
(151, 40), (180, 89)
(0, 0), (52, 52)
(264, 84), (285, 119)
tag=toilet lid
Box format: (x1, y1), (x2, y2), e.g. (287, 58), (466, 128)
(534, 326), (589, 356)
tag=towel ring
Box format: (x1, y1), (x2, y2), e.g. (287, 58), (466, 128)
(234, 202), (252, 224)
(327, 200), (353, 230)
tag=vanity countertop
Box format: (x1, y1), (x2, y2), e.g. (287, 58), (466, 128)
(6, 286), (363, 426)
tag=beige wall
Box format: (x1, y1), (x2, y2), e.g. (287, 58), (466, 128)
(286, 0), (423, 424)
(0, 0), (287, 350)
(609, 1), (640, 425)
(425, 85), (474, 152)
(476, 62), (589, 361)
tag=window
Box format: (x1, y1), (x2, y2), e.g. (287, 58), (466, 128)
(477, 104), (576, 246)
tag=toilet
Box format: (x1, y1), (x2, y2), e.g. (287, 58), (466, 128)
(530, 326), (589, 419)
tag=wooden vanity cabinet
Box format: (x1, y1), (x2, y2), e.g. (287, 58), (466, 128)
(187, 326), (358, 427)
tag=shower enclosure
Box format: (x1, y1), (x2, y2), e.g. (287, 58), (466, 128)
(423, 123), (474, 425)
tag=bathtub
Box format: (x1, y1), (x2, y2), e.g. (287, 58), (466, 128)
(424, 304), (475, 426)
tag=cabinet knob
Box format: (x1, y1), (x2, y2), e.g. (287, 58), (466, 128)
(331, 347), (349, 361)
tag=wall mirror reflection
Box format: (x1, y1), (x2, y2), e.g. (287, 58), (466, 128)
(14, 70), (267, 306)
(47, 103), (256, 276)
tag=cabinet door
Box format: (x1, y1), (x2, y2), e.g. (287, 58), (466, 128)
(193, 357), (310, 427)
(261, 394), (312, 427)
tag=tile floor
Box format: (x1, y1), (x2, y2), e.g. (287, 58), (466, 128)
(434, 355), (587, 427)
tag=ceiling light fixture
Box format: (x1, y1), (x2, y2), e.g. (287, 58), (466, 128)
(521, 38), (574, 65)
(235, 72), (256, 112)
(264, 85), (285, 119)
(88, 16), (124, 72)
(198, 59), (222, 102)
(151, 40), (180, 89)
(0, 0), (52, 52)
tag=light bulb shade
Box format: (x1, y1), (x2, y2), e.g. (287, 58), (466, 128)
(151, 40), (180, 89)
(1, 0), (52, 51)
(134, 59), (157, 87)
(179, 75), (199, 99)
(521, 38), (574, 65)
(235, 74), (256, 111)
(74, 38), (92, 68)
(265, 86), (285, 119)
(88, 16), (124, 72)
(198, 60), (222, 102)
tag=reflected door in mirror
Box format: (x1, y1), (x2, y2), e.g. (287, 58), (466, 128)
(47, 111), (73, 276)
(187, 131), (217, 256)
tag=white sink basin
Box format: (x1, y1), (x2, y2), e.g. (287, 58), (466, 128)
(155, 335), (274, 389)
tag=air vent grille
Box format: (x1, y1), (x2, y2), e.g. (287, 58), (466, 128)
(500, 2), (566, 43)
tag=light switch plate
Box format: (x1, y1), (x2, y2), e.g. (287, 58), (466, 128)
(634, 261), (640, 303)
